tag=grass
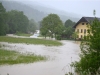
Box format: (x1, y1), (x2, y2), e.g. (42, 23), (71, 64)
(0, 49), (46, 65)
(15, 33), (32, 37)
(0, 36), (62, 46)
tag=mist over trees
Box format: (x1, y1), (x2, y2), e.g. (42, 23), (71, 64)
(1, 0), (79, 22)
(0, 2), (38, 35)
(1, 0), (47, 22)
(28, 19), (38, 33)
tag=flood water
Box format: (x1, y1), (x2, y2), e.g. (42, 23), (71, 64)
(0, 40), (80, 75)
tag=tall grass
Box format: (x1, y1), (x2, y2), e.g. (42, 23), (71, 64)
(0, 49), (46, 65)
(0, 36), (62, 46)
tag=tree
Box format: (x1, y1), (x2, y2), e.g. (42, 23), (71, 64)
(40, 14), (63, 39)
(0, 2), (7, 35)
(40, 27), (48, 38)
(63, 19), (75, 39)
(72, 32), (78, 40)
(54, 25), (65, 40)
(7, 10), (29, 33)
(64, 19), (75, 28)
(61, 27), (73, 39)
(27, 19), (38, 33)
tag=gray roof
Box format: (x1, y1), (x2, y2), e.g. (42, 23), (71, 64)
(73, 17), (100, 28)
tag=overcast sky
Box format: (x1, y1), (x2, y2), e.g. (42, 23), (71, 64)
(16, 0), (100, 17)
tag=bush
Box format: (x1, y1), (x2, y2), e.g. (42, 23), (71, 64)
(56, 35), (61, 40)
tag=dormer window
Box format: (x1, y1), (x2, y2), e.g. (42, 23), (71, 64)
(82, 23), (84, 25)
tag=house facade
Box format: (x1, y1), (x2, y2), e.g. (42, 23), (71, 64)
(73, 17), (100, 39)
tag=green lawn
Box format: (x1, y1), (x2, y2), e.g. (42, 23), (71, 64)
(0, 36), (62, 46)
(0, 49), (46, 65)
(15, 33), (32, 37)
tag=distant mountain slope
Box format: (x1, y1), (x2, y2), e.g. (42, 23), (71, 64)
(1, 0), (47, 22)
(1, 0), (79, 22)
(21, 1), (81, 22)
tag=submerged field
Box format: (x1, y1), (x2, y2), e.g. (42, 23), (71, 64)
(0, 49), (46, 65)
(0, 36), (62, 46)
(0, 36), (62, 65)
(0, 41), (80, 75)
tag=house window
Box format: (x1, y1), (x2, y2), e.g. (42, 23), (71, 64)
(81, 35), (83, 38)
(77, 29), (79, 33)
(86, 23), (88, 25)
(82, 23), (84, 25)
(84, 29), (86, 34)
(81, 29), (83, 33)
(77, 35), (79, 38)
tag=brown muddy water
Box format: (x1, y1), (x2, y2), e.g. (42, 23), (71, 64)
(0, 40), (80, 75)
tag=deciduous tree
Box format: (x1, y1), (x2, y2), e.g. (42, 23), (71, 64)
(0, 3), (7, 35)
(7, 10), (29, 33)
(64, 19), (75, 28)
(63, 19), (75, 39)
(40, 14), (63, 39)
(27, 19), (38, 33)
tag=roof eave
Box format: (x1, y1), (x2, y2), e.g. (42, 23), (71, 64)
(73, 17), (88, 28)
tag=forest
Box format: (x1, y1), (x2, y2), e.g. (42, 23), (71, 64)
(0, 2), (38, 35)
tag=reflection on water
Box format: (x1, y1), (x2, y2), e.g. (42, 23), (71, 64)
(0, 40), (80, 75)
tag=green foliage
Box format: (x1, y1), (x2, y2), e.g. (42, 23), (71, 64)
(0, 36), (62, 46)
(0, 49), (46, 65)
(55, 24), (65, 35)
(40, 25), (48, 38)
(40, 14), (64, 39)
(56, 35), (62, 40)
(72, 18), (100, 74)
(0, 2), (39, 35)
(72, 32), (79, 40)
(64, 19), (76, 28)
(62, 27), (74, 39)
(7, 10), (29, 33)
(62, 19), (75, 39)
(27, 19), (38, 33)
(0, 2), (7, 35)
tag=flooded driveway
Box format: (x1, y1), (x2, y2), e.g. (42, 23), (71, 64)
(0, 40), (80, 75)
